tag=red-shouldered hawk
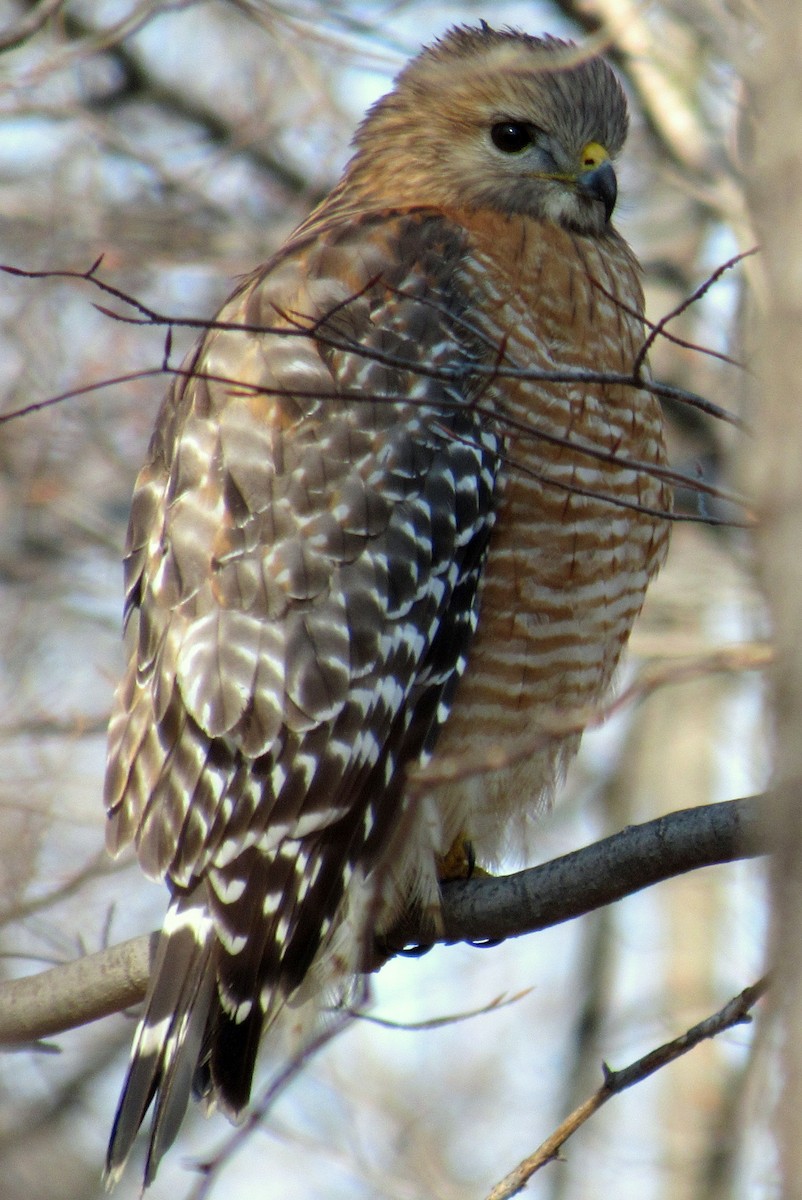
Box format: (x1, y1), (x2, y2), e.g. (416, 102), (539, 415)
(104, 24), (670, 1186)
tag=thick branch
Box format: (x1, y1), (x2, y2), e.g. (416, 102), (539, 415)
(0, 797), (766, 1046)
(381, 794), (765, 953)
(0, 933), (159, 1045)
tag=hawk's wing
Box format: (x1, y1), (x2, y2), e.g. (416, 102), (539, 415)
(104, 209), (503, 1180)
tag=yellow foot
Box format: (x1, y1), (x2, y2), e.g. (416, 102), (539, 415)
(436, 836), (493, 882)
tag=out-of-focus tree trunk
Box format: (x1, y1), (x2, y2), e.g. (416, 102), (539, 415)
(744, 6), (802, 1198)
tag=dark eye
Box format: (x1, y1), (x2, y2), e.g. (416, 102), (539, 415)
(490, 122), (532, 154)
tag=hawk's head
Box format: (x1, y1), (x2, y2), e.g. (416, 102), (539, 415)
(347, 25), (629, 237)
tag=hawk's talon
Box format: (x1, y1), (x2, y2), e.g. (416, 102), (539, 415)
(436, 836), (494, 881)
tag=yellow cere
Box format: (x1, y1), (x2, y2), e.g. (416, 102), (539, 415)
(580, 141), (610, 170)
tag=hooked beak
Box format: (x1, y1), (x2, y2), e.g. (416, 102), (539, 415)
(576, 159), (618, 223)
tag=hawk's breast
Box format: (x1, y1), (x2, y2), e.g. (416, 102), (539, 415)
(429, 211), (670, 810)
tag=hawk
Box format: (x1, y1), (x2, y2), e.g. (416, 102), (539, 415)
(104, 24), (670, 1185)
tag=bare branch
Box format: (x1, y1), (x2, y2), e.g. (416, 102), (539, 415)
(0, 933), (156, 1045)
(0, 260), (746, 432)
(0, 0), (66, 53)
(0, 260), (752, 533)
(381, 795), (765, 955)
(60, 4), (318, 200)
(347, 989), (534, 1032)
(0, 851), (125, 929)
(19, 0), (194, 82)
(631, 249), (759, 377)
(188, 1012), (355, 1200)
(484, 976), (768, 1200)
(0, 797), (767, 1046)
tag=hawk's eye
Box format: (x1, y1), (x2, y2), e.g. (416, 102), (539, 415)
(490, 122), (532, 154)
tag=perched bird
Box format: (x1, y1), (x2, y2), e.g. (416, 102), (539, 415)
(104, 23), (671, 1186)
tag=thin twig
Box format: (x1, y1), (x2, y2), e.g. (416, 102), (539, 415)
(0, 263), (753, 532)
(0, 851), (124, 928)
(483, 977), (768, 1200)
(347, 988), (533, 1032)
(0, 260), (745, 429)
(186, 1012), (355, 1199)
(631, 248), (759, 376)
(0, 0), (66, 52)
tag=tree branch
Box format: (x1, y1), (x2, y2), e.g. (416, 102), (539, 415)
(0, 933), (158, 1046)
(0, 0), (66, 53)
(484, 975), (768, 1200)
(0, 796), (766, 1047)
(380, 794), (765, 954)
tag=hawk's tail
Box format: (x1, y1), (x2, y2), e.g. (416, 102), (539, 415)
(104, 894), (216, 1190)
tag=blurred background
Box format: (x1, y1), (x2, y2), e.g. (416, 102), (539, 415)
(0, 2), (769, 1198)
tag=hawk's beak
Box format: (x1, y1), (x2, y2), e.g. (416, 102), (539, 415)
(576, 159), (618, 223)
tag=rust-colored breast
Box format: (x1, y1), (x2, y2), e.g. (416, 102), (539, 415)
(434, 211), (670, 764)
